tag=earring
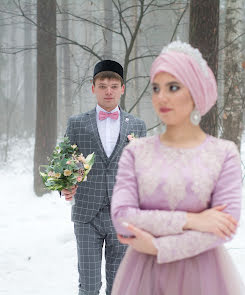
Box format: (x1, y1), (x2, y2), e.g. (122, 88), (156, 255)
(190, 109), (201, 126)
(162, 123), (167, 134)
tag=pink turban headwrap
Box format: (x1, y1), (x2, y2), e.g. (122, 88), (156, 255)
(150, 42), (217, 116)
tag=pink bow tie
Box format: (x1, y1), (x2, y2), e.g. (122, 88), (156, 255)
(99, 111), (119, 121)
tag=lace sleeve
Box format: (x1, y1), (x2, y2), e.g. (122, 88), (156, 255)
(153, 142), (242, 263)
(111, 143), (187, 237)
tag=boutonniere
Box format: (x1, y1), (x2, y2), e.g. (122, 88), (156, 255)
(127, 133), (137, 142)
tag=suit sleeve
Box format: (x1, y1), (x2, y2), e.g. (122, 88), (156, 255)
(153, 143), (242, 264)
(111, 142), (187, 237)
(140, 120), (147, 137)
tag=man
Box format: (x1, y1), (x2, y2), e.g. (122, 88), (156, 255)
(62, 60), (146, 295)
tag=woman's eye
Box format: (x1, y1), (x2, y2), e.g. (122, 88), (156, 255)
(169, 85), (179, 92)
(152, 86), (160, 93)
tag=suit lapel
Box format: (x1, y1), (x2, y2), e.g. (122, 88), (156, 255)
(118, 110), (130, 148)
(85, 108), (108, 163)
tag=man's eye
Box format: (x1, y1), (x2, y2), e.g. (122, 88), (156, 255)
(99, 86), (106, 89)
(152, 86), (160, 93)
(112, 86), (119, 89)
(170, 85), (179, 92)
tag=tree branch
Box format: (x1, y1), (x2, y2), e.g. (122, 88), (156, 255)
(13, 0), (103, 60)
(128, 80), (150, 113)
(170, 2), (189, 41)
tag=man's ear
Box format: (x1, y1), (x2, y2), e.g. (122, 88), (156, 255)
(121, 84), (125, 94)
(92, 84), (95, 94)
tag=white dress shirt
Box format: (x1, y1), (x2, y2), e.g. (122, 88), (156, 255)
(96, 105), (120, 158)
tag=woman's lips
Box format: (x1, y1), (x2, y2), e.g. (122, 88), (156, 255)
(160, 107), (172, 113)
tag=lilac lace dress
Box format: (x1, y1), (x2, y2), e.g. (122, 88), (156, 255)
(111, 135), (244, 295)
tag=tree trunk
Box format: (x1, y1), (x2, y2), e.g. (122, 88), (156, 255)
(62, 0), (72, 132)
(10, 17), (17, 111)
(34, 0), (57, 196)
(24, 2), (35, 137)
(189, 0), (219, 136)
(132, 0), (140, 117)
(222, 0), (243, 151)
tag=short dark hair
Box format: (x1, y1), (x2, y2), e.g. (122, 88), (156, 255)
(93, 71), (124, 86)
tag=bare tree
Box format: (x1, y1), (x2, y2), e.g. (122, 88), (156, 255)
(8, 1), (189, 129)
(23, 1), (35, 136)
(222, 0), (244, 150)
(103, 0), (113, 59)
(10, 16), (17, 116)
(54, 1), (189, 112)
(189, 0), (220, 136)
(61, 0), (72, 129)
(34, 0), (57, 196)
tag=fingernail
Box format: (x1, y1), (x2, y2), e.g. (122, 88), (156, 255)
(122, 222), (129, 227)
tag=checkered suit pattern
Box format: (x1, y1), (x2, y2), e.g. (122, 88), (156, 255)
(74, 205), (127, 295)
(65, 107), (146, 295)
(65, 108), (147, 223)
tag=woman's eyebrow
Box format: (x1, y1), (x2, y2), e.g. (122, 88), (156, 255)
(152, 81), (180, 87)
(165, 81), (180, 86)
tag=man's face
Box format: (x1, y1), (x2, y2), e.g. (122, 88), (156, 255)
(92, 78), (125, 112)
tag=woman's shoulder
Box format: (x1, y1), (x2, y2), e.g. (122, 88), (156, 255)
(124, 135), (158, 156)
(207, 135), (240, 157)
(127, 134), (157, 148)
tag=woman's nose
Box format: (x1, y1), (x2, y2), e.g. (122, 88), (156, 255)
(157, 91), (168, 101)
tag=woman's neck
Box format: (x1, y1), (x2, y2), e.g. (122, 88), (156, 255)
(160, 124), (207, 148)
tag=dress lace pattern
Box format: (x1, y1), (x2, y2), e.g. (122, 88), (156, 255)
(153, 230), (219, 264)
(130, 136), (237, 210)
(120, 209), (187, 236)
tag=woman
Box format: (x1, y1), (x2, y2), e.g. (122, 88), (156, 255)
(111, 41), (244, 295)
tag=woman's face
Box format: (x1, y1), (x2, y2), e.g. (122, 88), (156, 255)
(152, 72), (195, 127)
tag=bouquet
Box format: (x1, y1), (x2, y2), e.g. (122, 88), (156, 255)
(39, 137), (95, 191)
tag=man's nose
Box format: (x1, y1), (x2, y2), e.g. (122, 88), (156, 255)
(105, 87), (112, 94)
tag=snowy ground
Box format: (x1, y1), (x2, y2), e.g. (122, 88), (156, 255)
(0, 136), (244, 295)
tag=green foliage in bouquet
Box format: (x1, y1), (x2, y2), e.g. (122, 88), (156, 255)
(39, 137), (95, 191)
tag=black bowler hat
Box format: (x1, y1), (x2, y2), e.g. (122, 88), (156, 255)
(93, 60), (124, 80)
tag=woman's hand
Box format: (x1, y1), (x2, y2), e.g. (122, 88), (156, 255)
(117, 223), (158, 256)
(184, 204), (238, 239)
(61, 185), (78, 201)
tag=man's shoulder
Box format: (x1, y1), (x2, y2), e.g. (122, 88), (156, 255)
(68, 109), (95, 123)
(121, 110), (145, 125)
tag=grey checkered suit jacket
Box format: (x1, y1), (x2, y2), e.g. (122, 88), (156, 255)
(65, 107), (146, 223)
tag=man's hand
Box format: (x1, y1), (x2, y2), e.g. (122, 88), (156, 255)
(117, 223), (158, 256)
(61, 185), (78, 201)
